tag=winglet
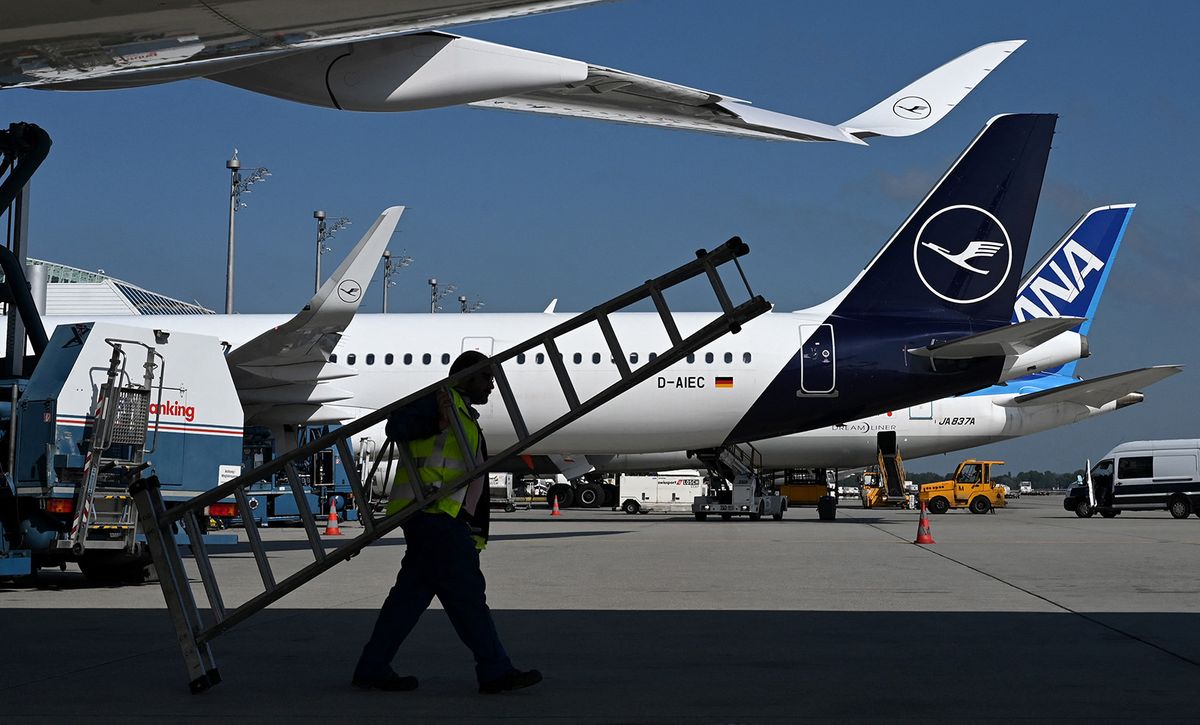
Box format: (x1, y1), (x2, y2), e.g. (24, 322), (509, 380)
(227, 206), (404, 368)
(543, 298), (558, 314)
(839, 40), (1025, 139)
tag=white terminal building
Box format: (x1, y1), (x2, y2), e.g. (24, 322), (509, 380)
(11, 259), (214, 316)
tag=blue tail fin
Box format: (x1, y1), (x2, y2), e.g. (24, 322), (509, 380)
(833, 114), (1057, 325)
(1012, 204), (1133, 376)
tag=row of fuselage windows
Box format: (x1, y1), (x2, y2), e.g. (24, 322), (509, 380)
(329, 351), (754, 367)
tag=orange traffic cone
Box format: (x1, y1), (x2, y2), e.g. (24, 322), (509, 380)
(324, 498), (343, 536)
(550, 495), (561, 517)
(914, 501), (935, 545)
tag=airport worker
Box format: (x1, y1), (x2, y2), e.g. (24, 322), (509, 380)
(353, 350), (542, 694)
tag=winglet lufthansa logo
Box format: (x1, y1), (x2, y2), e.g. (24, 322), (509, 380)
(913, 205), (1012, 305)
(337, 280), (362, 303)
(893, 96), (931, 120)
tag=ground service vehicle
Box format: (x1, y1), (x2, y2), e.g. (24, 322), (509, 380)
(919, 459), (1008, 514)
(691, 445), (787, 521)
(860, 432), (913, 511)
(1065, 440), (1200, 519)
(1, 322), (244, 581)
(619, 470), (703, 514)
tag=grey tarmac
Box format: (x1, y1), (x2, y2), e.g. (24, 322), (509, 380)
(3, 497), (1199, 723)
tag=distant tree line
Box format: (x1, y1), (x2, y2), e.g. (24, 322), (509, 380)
(907, 469), (1085, 490)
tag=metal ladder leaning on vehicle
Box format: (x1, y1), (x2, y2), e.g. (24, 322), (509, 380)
(132, 237), (771, 693)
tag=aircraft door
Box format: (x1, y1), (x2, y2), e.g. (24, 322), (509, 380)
(461, 337), (494, 355)
(799, 324), (836, 394)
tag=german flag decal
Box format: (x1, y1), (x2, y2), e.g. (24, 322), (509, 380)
(715, 376), (734, 388)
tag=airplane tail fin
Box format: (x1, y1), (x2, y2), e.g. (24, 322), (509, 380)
(1012, 204), (1134, 377)
(831, 113), (1056, 324)
(839, 40), (1024, 139)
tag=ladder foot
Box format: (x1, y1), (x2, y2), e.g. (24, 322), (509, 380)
(188, 668), (222, 695)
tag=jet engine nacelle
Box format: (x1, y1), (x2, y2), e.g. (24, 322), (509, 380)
(999, 331), (1089, 381)
(212, 33), (587, 111)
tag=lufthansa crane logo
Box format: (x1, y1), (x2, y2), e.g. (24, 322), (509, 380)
(913, 205), (1012, 305)
(337, 279), (362, 303)
(893, 96), (931, 120)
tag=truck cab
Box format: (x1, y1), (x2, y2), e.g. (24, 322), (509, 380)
(919, 459), (1007, 514)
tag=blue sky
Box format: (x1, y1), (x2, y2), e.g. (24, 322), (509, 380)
(4, 0), (1197, 472)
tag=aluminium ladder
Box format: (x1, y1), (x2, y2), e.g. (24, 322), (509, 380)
(132, 237), (770, 693)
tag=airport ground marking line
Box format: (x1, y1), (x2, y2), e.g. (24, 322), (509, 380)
(845, 511), (1200, 671)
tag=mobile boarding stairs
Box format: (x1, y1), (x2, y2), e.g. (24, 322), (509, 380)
(132, 238), (771, 692)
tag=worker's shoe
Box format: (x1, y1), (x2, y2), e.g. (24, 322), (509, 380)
(479, 668), (542, 694)
(352, 672), (419, 691)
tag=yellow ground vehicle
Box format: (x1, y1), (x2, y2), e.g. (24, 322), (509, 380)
(919, 460), (1007, 514)
(860, 432), (913, 509)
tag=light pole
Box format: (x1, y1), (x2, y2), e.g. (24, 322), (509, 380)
(458, 295), (485, 313)
(224, 149), (270, 314)
(380, 249), (412, 313)
(427, 277), (456, 313)
(313, 210), (351, 293)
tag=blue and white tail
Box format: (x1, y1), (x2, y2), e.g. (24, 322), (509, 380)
(1011, 204), (1134, 376)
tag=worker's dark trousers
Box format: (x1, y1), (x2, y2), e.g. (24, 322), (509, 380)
(355, 511), (513, 684)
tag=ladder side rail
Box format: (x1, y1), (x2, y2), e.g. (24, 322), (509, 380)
(334, 437), (375, 535)
(490, 362), (529, 440)
(193, 296), (769, 644)
(130, 479), (221, 689)
(232, 487), (276, 590)
(284, 461), (326, 563)
(541, 337), (580, 411)
(159, 238), (755, 523)
(182, 511), (227, 622)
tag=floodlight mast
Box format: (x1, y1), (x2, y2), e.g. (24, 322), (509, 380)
(380, 249), (412, 313)
(314, 210), (351, 293)
(224, 150), (270, 313)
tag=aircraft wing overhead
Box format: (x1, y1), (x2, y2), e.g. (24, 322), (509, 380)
(471, 40), (1023, 144)
(1000, 365), (1183, 408)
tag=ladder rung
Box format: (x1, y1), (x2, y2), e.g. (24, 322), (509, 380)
(394, 436), (426, 504)
(182, 512), (226, 622)
(491, 363), (529, 440)
(441, 384), (477, 468)
(542, 337), (580, 411)
(596, 313), (632, 379)
(284, 462), (325, 563)
(335, 437), (374, 535)
(233, 487), (276, 591)
(648, 285), (683, 347)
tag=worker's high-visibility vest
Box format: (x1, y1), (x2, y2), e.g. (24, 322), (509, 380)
(386, 388), (484, 526)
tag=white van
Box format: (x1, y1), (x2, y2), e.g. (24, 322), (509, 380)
(619, 471), (704, 514)
(1065, 439), (1200, 519)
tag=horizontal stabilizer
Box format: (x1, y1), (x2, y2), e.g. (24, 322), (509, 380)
(908, 317), (1084, 359)
(1000, 365), (1183, 408)
(840, 40), (1024, 138)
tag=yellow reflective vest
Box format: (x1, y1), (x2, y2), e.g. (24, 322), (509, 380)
(386, 388), (487, 548)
